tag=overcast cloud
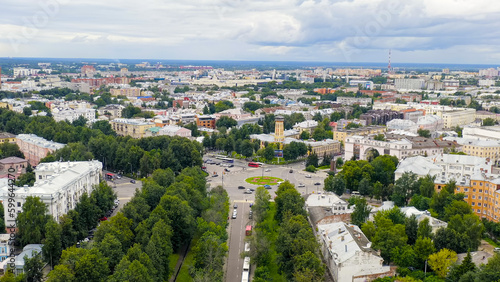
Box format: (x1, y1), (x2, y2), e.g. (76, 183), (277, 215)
(1, 0), (500, 64)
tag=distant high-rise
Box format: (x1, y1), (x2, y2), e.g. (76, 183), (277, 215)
(387, 49), (392, 74)
(0, 67), (2, 89)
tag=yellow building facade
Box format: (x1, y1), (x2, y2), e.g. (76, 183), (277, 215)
(0, 132), (16, 144)
(110, 118), (155, 139)
(333, 126), (386, 143)
(436, 177), (500, 222)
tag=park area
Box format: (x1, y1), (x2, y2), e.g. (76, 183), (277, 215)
(245, 176), (283, 186)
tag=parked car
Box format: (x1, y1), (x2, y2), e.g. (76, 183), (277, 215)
(249, 211), (253, 219)
(289, 169), (293, 173)
(234, 203), (238, 209)
(298, 183), (305, 187)
(277, 181), (283, 185)
(264, 185), (271, 189)
(495, 248), (500, 253)
(249, 187), (255, 191)
(228, 164), (234, 167)
(130, 180), (136, 184)
(305, 174), (312, 178)
(238, 186), (245, 189)
(244, 189), (252, 194)
(265, 169), (271, 172)
(224, 168), (230, 172)
(314, 182), (321, 185)
(232, 210), (237, 219)
(99, 217), (108, 221)
(212, 174), (218, 177)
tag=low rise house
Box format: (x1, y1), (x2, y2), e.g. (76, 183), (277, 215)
(0, 244), (43, 275)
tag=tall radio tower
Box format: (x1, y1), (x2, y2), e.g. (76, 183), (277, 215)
(388, 49), (392, 74)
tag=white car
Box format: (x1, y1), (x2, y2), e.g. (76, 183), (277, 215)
(298, 183), (305, 187)
(265, 169), (271, 172)
(305, 174), (312, 178)
(232, 210), (237, 219)
(277, 181), (284, 185)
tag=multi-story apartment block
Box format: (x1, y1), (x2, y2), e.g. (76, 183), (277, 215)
(337, 97), (372, 106)
(0, 160), (102, 227)
(333, 126), (386, 143)
(395, 154), (500, 221)
(463, 126), (500, 141)
(51, 107), (96, 123)
(196, 115), (216, 129)
(317, 222), (393, 282)
(360, 110), (403, 125)
(110, 118), (155, 138)
(110, 88), (142, 97)
(441, 109), (476, 128)
(97, 104), (125, 119)
(443, 137), (500, 165)
(394, 79), (425, 90)
(292, 120), (318, 135)
(16, 134), (66, 166)
(81, 65), (96, 76)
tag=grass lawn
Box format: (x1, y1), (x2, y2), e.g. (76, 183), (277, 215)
(245, 176), (284, 186)
(169, 253), (180, 276)
(176, 238), (198, 282)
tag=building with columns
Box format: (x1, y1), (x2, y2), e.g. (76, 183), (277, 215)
(0, 160), (102, 227)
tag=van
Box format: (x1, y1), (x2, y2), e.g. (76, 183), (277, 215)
(351, 191), (360, 196)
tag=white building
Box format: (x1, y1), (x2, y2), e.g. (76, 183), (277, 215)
(292, 120), (318, 135)
(441, 109), (476, 128)
(158, 125), (192, 137)
(417, 115), (444, 132)
(463, 126), (500, 141)
(0, 161), (102, 227)
(344, 135), (456, 161)
(387, 119), (418, 133)
(51, 107), (96, 123)
(394, 154), (493, 186)
(317, 222), (393, 282)
(394, 79), (425, 90)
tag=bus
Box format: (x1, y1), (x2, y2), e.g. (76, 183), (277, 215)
(105, 173), (115, 180)
(241, 270), (249, 282)
(222, 157), (234, 163)
(245, 225), (252, 236)
(248, 162), (259, 167)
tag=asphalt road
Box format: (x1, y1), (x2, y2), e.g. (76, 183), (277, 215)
(204, 157), (328, 281)
(103, 171), (142, 215)
(227, 201), (253, 282)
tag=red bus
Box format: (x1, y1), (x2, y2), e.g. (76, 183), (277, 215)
(105, 173), (115, 179)
(245, 225), (252, 236)
(248, 162), (259, 167)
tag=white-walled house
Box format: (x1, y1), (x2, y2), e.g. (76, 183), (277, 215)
(317, 222), (394, 282)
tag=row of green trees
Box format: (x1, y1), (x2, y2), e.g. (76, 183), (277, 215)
(0, 108), (204, 177)
(324, 155), (399, 197)
(248, 182), (325, 281)
(45, 166), (212, 282)
(191, 186), (229, 280)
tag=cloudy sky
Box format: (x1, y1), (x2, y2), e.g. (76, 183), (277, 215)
(1, 0), (500, 64)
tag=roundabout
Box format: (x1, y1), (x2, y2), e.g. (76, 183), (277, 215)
(245, 176), (284, 186)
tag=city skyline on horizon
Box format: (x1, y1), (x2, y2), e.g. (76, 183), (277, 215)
(2, 0), (500, 64)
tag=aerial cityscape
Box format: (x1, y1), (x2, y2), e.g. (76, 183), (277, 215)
(2, 1), (500, 282)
